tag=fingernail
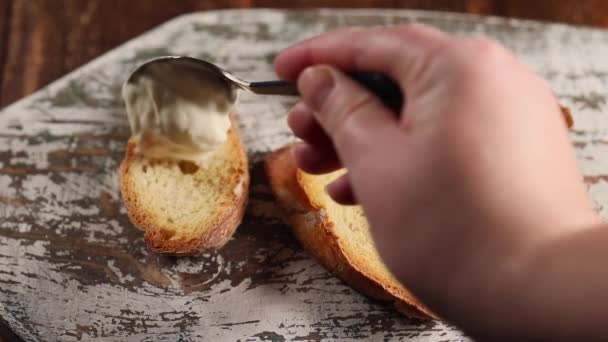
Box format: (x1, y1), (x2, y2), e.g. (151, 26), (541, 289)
(299, 66), (334, 112)
(287, 101), (310, 132)
(290, 101), (310, 115)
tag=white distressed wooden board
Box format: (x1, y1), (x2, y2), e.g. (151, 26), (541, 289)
(1, 8), (608, 342)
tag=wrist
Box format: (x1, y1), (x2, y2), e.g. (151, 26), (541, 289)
(448, 210), (601, 339)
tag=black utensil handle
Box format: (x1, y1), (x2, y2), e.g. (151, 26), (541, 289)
(250, 72), (404, 113)
(349, 72), (404, 113)
(249, 80), (300, 96)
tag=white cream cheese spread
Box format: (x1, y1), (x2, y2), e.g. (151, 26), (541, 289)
(122, 60), (236, 165)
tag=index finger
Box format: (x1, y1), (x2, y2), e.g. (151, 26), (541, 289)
(274, 25), (448, 84)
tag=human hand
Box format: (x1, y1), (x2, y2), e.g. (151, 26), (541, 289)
(275, 25), (599, 337)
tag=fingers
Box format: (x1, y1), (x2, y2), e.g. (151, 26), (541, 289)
(297, 65), (399, 168)
(274, 24), (448, 86)
(327, 173), (357, 205)
(288, 101), (342, 174)
(288, 102), (331, 146)
(288, 102), (353, 200)
(293, 142), (341, 174)
(277, 25), (450, 204)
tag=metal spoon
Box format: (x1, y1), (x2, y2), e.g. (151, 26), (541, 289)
(126, 56), (404, 112)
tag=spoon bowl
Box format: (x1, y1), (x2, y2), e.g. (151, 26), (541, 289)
(126, 56), (299, 97)
(126, 55), (404, 112)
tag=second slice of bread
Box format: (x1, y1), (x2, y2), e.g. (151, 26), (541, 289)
(120, 116), (249, 255)
(265, 146), (436, 319)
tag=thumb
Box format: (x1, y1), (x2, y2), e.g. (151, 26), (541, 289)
(297, 65), (400, 168)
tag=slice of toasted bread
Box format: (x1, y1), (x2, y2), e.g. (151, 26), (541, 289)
(120, 116), (249, 255)
(265, 146), (436, 320)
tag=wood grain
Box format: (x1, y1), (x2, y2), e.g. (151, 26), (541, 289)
(2, 1), (608, 107)
(0, 0), (10, 107)
(0, 4), (20, 340)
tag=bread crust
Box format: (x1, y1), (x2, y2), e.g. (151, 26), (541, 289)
(265, 146), (436, 320)
(120, 116), (249, 255)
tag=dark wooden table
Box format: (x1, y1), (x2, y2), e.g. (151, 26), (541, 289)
(2, 0), (608, 110)
(1, 1), (608, 340)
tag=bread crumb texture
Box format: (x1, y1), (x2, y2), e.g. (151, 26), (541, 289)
(120, 122), (249, 254)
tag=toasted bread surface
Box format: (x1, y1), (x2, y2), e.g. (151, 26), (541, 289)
(120, 117), (249, 255)
(265, 146), (436, 319)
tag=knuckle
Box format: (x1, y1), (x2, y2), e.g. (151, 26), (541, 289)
(469, 38), (508, 63)
(393, 23), (446, 43)
(330, 94), (376, 147)
(452, 38), (511, 82)
(343, 93), (377, 120)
